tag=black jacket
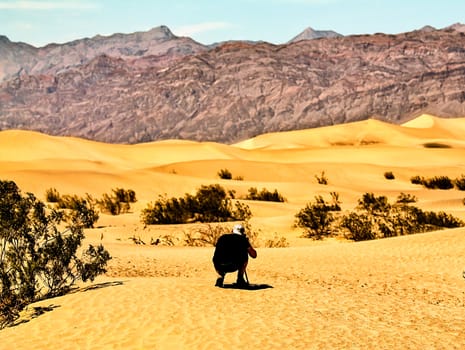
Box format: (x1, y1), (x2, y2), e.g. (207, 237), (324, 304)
(213, 233), (250, 266)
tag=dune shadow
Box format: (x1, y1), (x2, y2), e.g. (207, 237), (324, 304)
(221, 283), (273, 291)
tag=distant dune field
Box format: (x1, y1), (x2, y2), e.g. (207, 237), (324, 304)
(1, 115), (465, 349)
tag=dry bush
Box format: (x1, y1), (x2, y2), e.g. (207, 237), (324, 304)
(264, 235), (289, 248)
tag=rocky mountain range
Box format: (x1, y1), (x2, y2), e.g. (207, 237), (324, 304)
(1, 24), (465, 144)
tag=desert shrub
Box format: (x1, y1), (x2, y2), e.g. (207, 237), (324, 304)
(454, 175), (465, 191)
(340, 192), (464, 241)
(57, 194), (99, 228)
(410, 175), (454, 190)
(234, 176), (244, 181)
(315, 171), (328, 185)
(419, 210), (464, 229)
(45, 188), (61, 202)
(295, 196), (339, 239)
(141, 195), (191, 224)
(113, 188), (137, 203)
(422, 176), (454, 190)
(410, 175), (423, 185)
(341, 212), (375, 241)
(396, 192), (417, 204)
(97, 188), (136, 215)
(184, 224), (226, 247)
(357, 193), (390, 214)
(384, 171), (395, 180)
(0, 180), (111, 329)
(264, 235), (289, 248)
(218, 168), (232, 180)
(141, 184), (251, 225)
(245, 187), (286, 202)
(150, 235), (177, 246)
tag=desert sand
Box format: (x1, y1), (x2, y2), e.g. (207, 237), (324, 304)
(1, 114), (465, 349)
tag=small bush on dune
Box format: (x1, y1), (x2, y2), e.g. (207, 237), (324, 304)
(410, 175), (457, 190)
(396, 192), (417, 204)
(410, 175), (423, 185)
(422, 176), (454, 190)
(96, 188), (136, 215)
(341, 212), (375, 241)
(183, 224), (226, 247)
(264, 235), (289, 248)
(45, 187), (61, 202)
(454, 175), (465, 191)
(217, 168), (232, 180)
(295, 195), (341, 239)
(315, 171), (328, 185)
(56, 194), (99, 228)
(245, 187), (286, 202)
(384, 171), (395, 180)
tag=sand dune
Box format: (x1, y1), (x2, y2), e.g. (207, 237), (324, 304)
(1, 115), (465, 349)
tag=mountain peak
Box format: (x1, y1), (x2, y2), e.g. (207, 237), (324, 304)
(446, 22), (465, 33)
(146, 25), (177, 40)
(288, 27), (343, 43)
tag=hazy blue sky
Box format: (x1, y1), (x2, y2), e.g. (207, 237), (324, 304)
(1, 0), (464, 47)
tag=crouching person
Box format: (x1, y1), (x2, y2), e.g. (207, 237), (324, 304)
(212, 224), (257, 287)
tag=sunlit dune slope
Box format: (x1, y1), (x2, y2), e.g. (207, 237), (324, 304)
(1, 115), (465, 215)
(2, 116), (465, 350)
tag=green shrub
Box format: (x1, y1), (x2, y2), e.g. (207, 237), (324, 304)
(218, 168), (232, 180)
(357, 193), (390, 214)
(141, 184), (251, 225)
(396, 192), (417, 204)
(245, 187), (286, 202)
(0, 180), (111, 329)
(45, 188), (61, 202)
(340, 192), (464, 241)
(295, 196), (339, 239)
(183, 224), (226, 247)
(112, 188), (137, 203)
(422, 176), (454, 190)
(341, 212), (375, 241)
(410, 175), (423, 185)
(315, 171), (328, 185)
(96, 188), (136, 215)
(57, 194), (99, 228)
(384, 171), (395, 180)
(141, 195), (191, 224)
(264, 235), (289, 248)
(410, 175), (454, 190)
(454, 175), (465, 191)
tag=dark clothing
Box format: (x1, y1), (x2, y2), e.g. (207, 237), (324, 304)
(213, 234), (250, 273)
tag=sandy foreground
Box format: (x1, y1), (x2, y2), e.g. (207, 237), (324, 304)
(1, 115), (465, 349)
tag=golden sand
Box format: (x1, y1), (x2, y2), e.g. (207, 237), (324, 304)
(1, 115), (465, 349)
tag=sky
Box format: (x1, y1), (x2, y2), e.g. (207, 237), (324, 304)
(0, 0), (464, 47)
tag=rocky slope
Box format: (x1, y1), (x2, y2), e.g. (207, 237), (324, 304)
(1, 26), (465, 143)
(0, 26), (206, 83)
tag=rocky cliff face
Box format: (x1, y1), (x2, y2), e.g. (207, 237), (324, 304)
(1, 27), (465, 143)
(0, 26), (206, 82)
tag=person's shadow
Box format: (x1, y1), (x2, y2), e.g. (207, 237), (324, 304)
(221, 283), (273, 290)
